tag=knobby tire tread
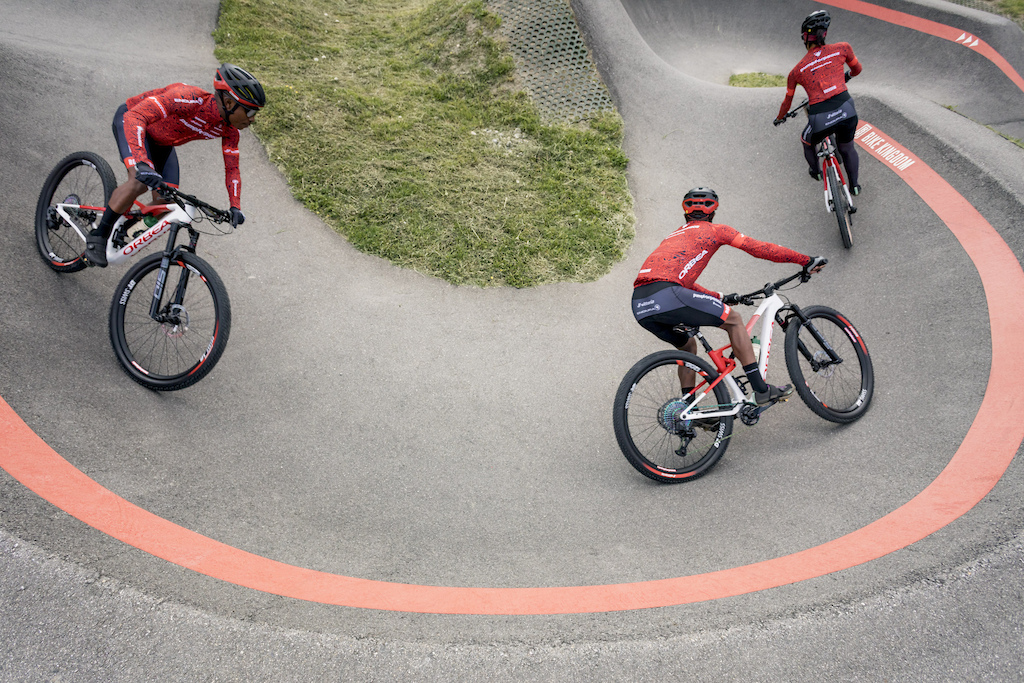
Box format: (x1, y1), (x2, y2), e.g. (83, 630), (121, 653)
(109, 252), (231, 391)
(35, 151), (117, 273)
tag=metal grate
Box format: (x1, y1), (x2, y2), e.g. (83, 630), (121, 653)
(488, 0), (615, 123)
(942, 0), (1024, 28)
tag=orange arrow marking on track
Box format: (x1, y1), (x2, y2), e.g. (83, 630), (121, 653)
(818, 0), (1024, 92)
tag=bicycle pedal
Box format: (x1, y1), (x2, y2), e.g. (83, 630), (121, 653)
(849, 206), (857, 214)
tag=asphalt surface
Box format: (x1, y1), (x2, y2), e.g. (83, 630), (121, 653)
(1, 0), (1024, 679)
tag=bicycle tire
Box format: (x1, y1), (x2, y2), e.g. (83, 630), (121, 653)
(109, 251), (231, 391)
(827, 163), (853, 249)
(784, 306), (873, 423)
(613, 350), (734, 483)
(35, 152), (117, 272)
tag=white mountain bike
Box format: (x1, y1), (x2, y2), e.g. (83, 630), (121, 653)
(613, 264), (874, 483)
(35, 151), (235, 391)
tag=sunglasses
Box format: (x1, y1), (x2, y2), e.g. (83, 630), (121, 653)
(227, 97), (259, 119)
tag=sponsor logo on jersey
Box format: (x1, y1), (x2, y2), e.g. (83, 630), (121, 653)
(679, 249), (708, 279)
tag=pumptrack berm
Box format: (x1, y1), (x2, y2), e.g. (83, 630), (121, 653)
(2, 0), (1024, 679)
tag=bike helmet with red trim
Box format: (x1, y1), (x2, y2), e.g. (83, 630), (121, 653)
(214, 63), (266, 110)
(801, 10), (831, 44)
(682, 187), (719, 220)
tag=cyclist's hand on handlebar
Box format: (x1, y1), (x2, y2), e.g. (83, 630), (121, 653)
(722, 293), (740, 306)
(229, 207), (245, 228)
(803, 256), (828, 275)
(773, 117), (786, 126)
(844, 71), (853, 83)
(134, 162), (164, 190)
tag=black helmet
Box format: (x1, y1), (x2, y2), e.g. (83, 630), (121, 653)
(801, 10), (831, 43)
(682, 187), (719, 219)
(215, 63), (266, 110)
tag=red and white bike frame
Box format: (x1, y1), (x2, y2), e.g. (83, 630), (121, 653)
(678, 291), (787, 420)
(55, 200), (197, 268)
(819, 136), (853, 215)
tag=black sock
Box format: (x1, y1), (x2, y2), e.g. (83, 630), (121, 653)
(92, 207), (119, 239)
(743, 363), (769, 393)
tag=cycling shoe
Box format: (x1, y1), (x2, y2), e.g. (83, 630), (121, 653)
(754, 383), (794, 406)
(83, 233), (107, 268)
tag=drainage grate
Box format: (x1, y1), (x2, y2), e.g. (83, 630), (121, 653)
(488, 0), (615, 123)
(942, 0), (1024, 28)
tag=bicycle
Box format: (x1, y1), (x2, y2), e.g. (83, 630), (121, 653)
(35, 151), (235, 391)
(612, 263), (874, 483)
(775, 99), (856, 249)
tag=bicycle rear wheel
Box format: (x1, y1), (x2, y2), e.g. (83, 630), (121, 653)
(827, 163), (853, 249)
(35, 152), (117, 272)
(613, 350), (734, 483)
(784, 306), (873, 423)
(109, 252), (231, 391)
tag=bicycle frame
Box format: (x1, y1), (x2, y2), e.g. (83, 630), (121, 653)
(54, 199), (197, 267)
(818, 135), (853, 215)
(677, 281), (844, 423)
(678, 292), (788, 421)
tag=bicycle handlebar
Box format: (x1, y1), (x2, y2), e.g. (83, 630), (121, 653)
(158, 184), (232, 224)
(773, 99), (809, 126)
(727, 258), (828, 306)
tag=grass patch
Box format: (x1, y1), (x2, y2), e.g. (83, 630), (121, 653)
(213, 0), (633, 287)
(998, 0), (1024, 20)
(729, 72), (786, 88)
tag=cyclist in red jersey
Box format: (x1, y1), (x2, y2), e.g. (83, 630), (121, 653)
(775, 10), (863, 195)
(83, 64), (267, 267)
(632, 187), (827, 405)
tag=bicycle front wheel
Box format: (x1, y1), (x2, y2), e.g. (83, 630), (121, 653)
(784, 306), (873, 423)
(109, 252), (231, 391)
(35, 152), (117, 272)
(613, 350), (734, 483)
(827, 163), (853, 249)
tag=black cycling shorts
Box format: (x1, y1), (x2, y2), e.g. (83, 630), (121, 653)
(112, 103), (181, 186)
(802, 97), (858, 147)
(632, 281), (730, 347)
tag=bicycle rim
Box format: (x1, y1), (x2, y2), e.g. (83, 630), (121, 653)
(35, 152), (116, 272)
(110, 253), (231, 390)
(785, 307), (873, 423)
(613, 351), (734, 482)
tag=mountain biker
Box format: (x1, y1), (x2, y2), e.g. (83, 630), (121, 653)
(83, 63), (266, 267)
(775, 9), (863, 195)
(631, 187), (827, 405)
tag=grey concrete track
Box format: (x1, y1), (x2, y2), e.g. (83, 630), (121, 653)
(1, 0), (1023, 679)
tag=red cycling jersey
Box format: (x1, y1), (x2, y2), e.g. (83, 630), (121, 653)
(778, 42), (862, 120)
(122, 84), (243, 209)
(633, 221), (811, 296)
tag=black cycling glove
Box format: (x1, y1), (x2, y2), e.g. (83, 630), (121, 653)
(230, 207), (245, 227)
(722, 293), (740, 306)
(804, 256), (828, 273)
(134, 162), (164, 189)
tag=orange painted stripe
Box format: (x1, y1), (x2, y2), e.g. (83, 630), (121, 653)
(818, 0), (1024, 92)
(1, 120), (1023, 614)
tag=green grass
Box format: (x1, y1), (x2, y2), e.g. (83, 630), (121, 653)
(998, 0), (1024, 20)
(213, 0), (633, 287)
(729, 72), (786, 88)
